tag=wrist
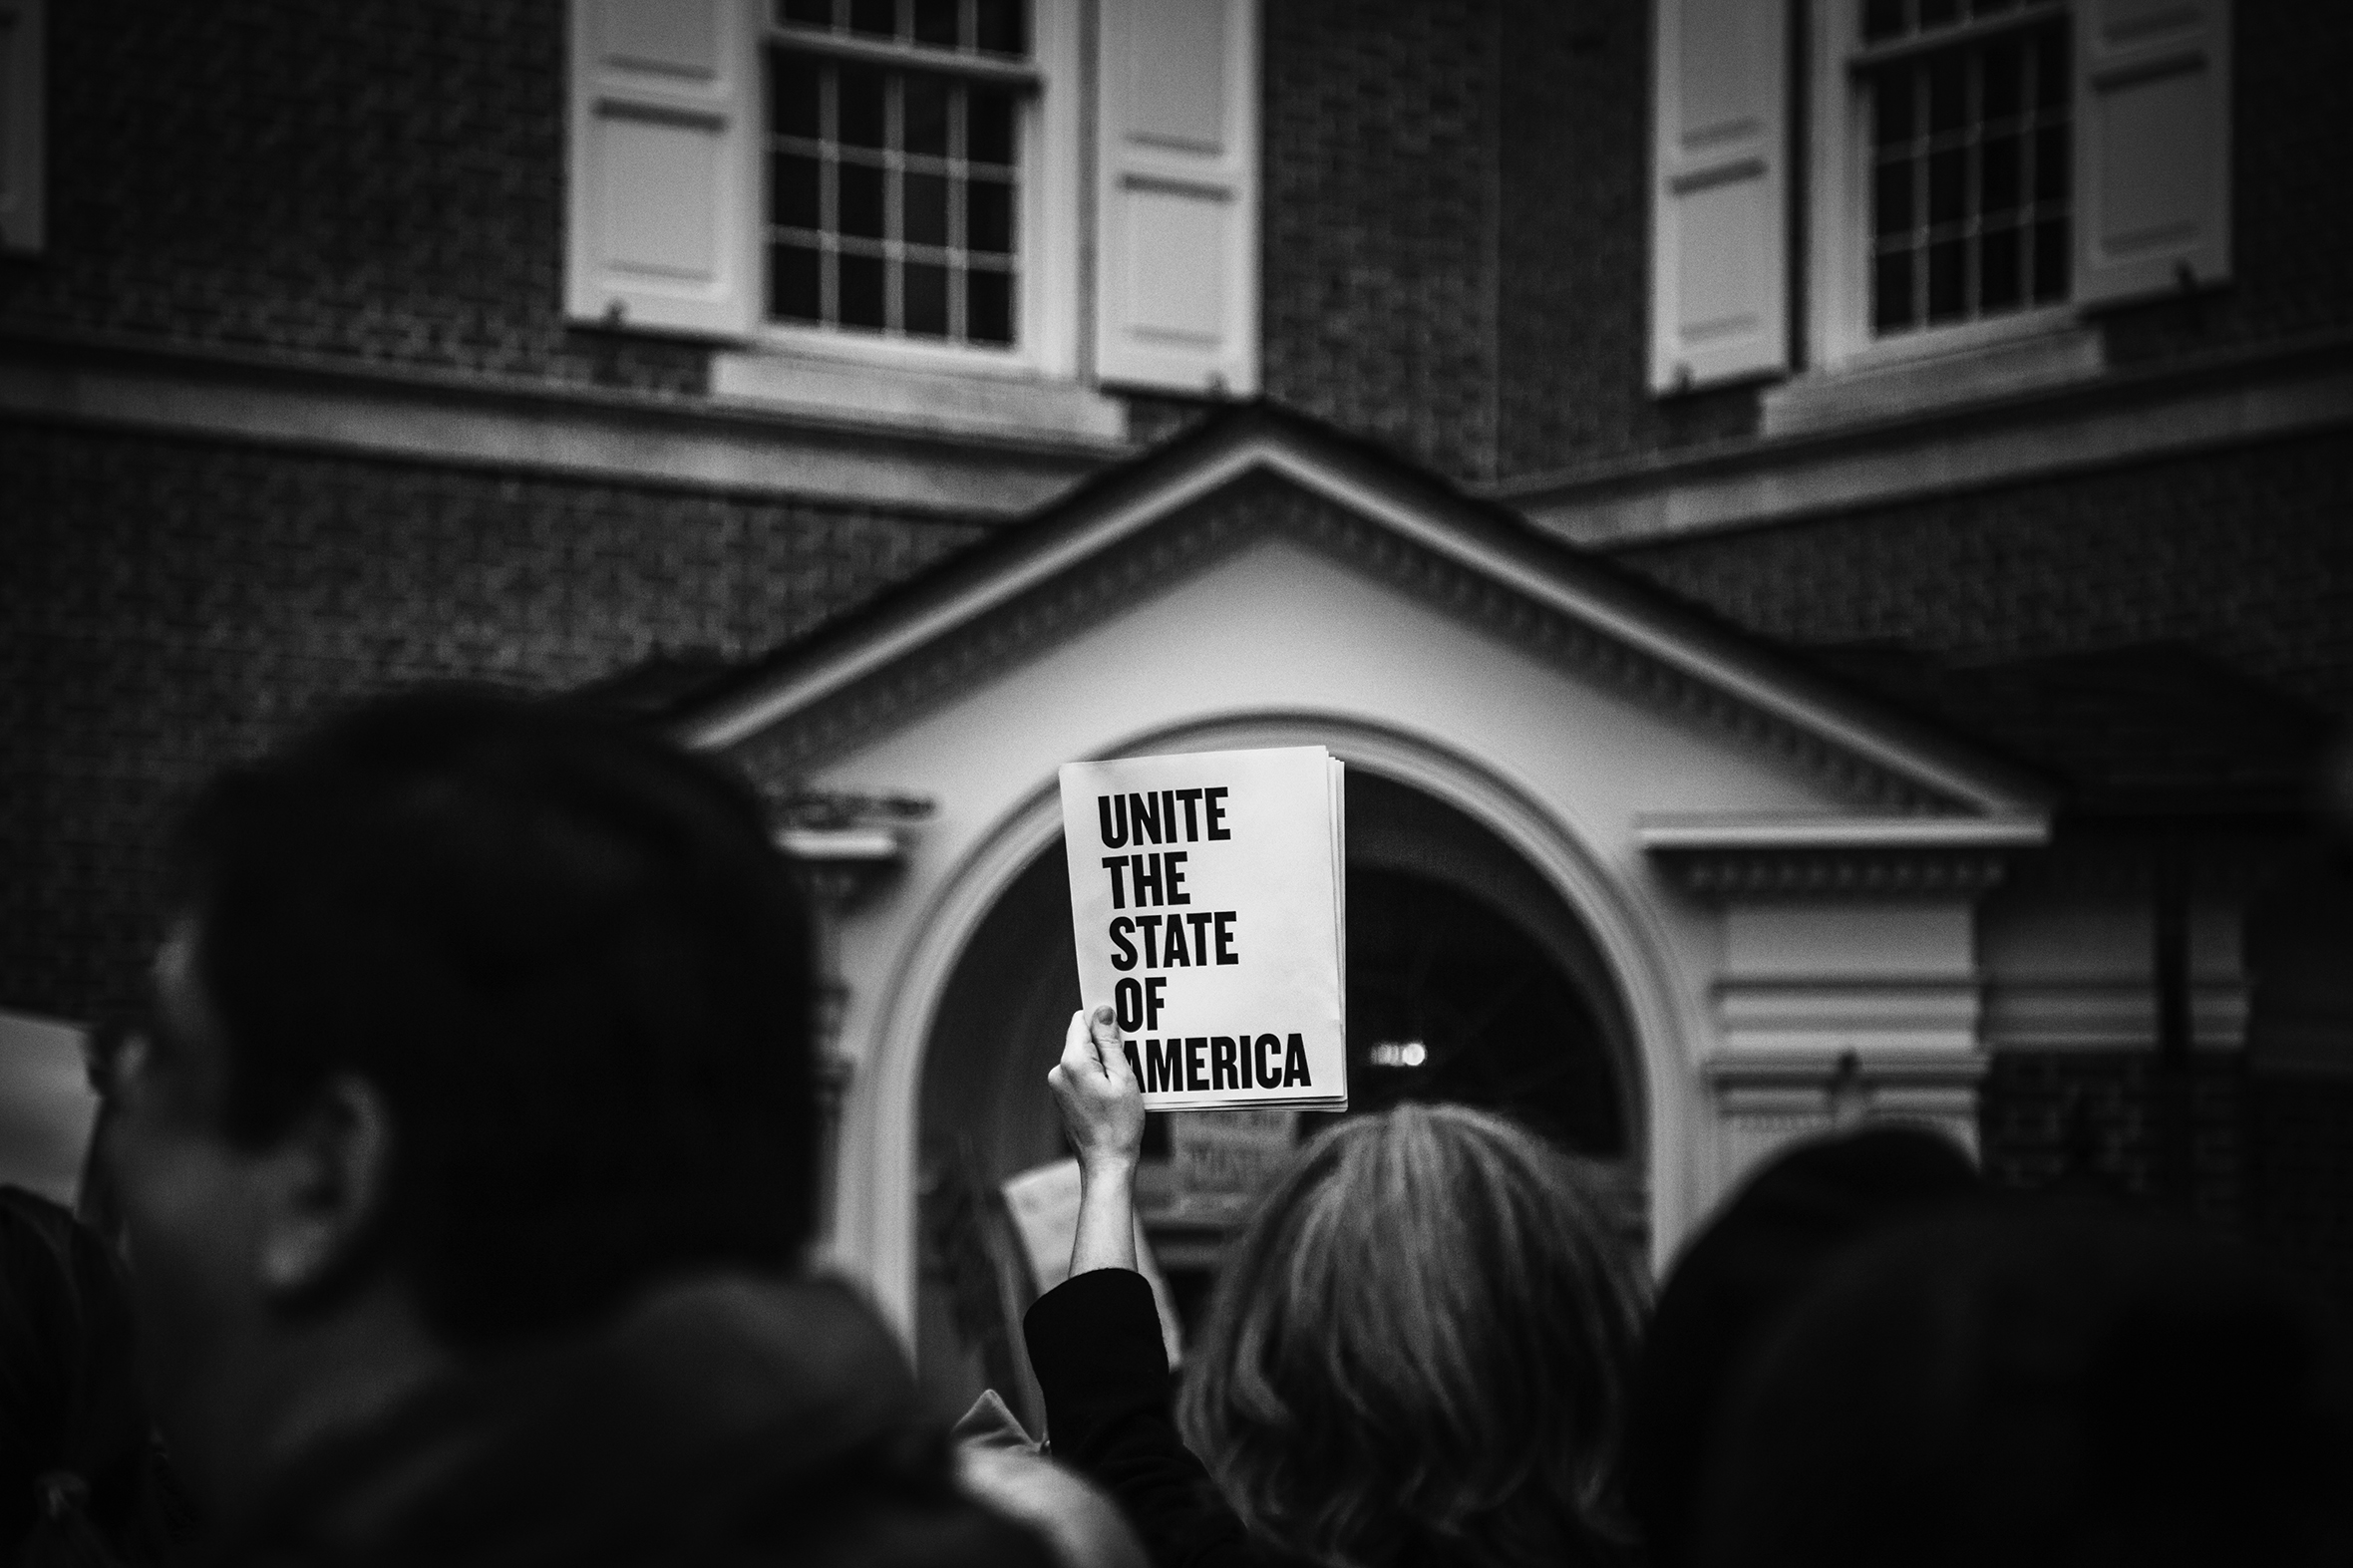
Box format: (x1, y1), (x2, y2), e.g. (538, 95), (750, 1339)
(1078, 1150), (1140, 1183)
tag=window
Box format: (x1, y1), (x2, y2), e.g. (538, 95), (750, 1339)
(766, 1), (1032, 349)
(1650, 0), (2230, 394)
(1858, 0), (2072, 338)
(568, 0), (1260, 400)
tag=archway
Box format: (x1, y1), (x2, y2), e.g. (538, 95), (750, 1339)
(907, 765), (1644, 1421)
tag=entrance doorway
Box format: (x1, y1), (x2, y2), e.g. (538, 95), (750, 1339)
(908, 768), (1641, 1422)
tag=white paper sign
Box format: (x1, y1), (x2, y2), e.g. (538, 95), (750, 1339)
(1059, 746), (1347, 1111)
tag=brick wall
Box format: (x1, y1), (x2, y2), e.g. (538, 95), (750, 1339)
(0, 0), (705, 394)
(1978, 1050), (2247, 1231)
(0, 425), (988, 1024)
(1258, 0), (1504, 479)
(1609, 433), (2353, 719)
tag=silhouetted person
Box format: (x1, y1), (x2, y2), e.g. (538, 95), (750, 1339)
(99, 687), (1051, 1568)
(1692, 1203), (2353, 1568)
(1027, 1008), (1645, 1568)
(1626, 1125), (1981, 1568)
(0, 1185), (192, 1567)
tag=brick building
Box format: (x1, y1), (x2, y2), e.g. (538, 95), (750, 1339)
(3, 0), (2347, 1411)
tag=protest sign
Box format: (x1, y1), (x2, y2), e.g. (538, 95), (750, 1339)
(1058, 746), (1347, 1111)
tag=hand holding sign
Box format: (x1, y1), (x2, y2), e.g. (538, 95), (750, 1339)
(1046, 1004), (1145, 1173)
(1046, 1005), (1144, 1277)
(1058, 746), (1348, 1112)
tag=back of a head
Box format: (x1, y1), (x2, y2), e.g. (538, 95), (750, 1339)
(1628, 1125), (1981, 1568)
(1692, 1203), (2353, 1568)
(168, 685), (817, 1349)
(0, 1187), (188, 1565)
(1177, 1103), (1645, 1568)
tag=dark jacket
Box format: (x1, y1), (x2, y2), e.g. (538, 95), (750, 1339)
(214, 1274), (1055, 1568)
(1023, 1269), (1260, 1568)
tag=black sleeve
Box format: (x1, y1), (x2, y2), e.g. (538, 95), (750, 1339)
(1023, 1269), (1256, 1568)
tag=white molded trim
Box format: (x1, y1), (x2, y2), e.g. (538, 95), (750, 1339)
(822, 712), (1707, 1332)
(711, 344), (1127, 441)
(1638, 813), (2051, 850)
(0, 332), (1121, 515)
(683, 428), (2053, 817)
(1502, 341), (2353, 546)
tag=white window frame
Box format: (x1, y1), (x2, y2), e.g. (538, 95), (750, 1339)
(1805, 0), (2083, 374)
(751, 0), (1083, 383)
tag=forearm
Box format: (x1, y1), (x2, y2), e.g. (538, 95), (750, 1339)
(1068, 1155), (1140, 1277)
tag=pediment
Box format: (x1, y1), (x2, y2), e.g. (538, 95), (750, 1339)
(673, 405), (2052, 826)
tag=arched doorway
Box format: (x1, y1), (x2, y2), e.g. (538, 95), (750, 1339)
(907, 766), (1642, 1422)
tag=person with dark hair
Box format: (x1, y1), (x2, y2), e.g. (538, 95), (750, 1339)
(1690, 1202), (2353, 1568)
(1024, 1007), (1645, 1568)
(100, 685), (1051, 1568)
(0, 1186), (192, 1567)
(1624, 1125), (1981, 1568)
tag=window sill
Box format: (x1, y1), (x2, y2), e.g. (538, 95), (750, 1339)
(1762, 321), (2105, 439)
(711, 346), (1130, 446)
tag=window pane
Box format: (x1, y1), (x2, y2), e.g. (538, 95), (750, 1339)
(1980, 221), (2022, 309)
(839, 159), (886, 237)
(771, 242), (824, 321)
(969, 176), (1014, 254)
(2035, 26), (2069, 108)
(772, 153), (823, 230)
(1927, 148), (1965, 226)
(905, 171), (949, 246)
(975, 0), (1025, 56)
(1926, 54), (1965, 136)
(1972, 0), (2019, 14)
(1927, 238), (1966, 320)
(904, 74), (951, 157)
(1873, 71), (1914, 149)
(969, 89), (1016, 167)
(2032, 218), (2068, 301)
(1873, 159), (1913, 237)
(1873, 248), (1916, 332)
(781, 0), (833, 26)
(772, 51), (823, 140)
(1982, 38), (2022, 123)
(1920, 0), (1960, 27)
(849, 0), (896, 38)
(1982, 134), (2021, 218)
(905, 262), (950, 336)
(1862, 0), (1907, 42)
(967, 267), (1013, 343)
(2033, 125), (2068, 202)
(839, 64), (887, 148)
(840, 252), (886, 327)
(913, 0), (958, 47)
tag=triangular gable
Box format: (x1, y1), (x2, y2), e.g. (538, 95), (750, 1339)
(671, 403), (2054, 821)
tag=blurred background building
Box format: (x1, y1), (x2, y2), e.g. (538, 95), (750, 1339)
(4, 0), (2347, 1418)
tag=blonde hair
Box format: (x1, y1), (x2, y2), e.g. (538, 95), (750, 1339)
(1176, 1103), (1645, 1568)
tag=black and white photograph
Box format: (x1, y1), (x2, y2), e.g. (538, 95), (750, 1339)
(3, 1), (2348, 1564)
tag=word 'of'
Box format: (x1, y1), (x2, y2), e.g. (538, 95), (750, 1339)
(1098, 789), (1230, 848)
(1120, 1033), (1314, 1094)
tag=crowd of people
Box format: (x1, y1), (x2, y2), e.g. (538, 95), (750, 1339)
(5, 686), (2349, 1567)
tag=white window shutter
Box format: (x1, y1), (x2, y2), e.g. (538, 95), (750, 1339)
(566, 0), (760, 338)
(1650, 0), (1789, 393)
(1093, 0), (1260, 396)
(0, 0), (44, 254)
(2075, 0), (2230, 307)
